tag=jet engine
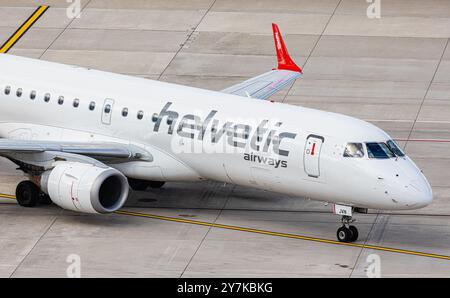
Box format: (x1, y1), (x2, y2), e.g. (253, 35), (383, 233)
(40, 162), (129, 214)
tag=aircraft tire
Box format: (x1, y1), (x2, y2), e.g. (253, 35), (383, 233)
(128, 178), (150, 191)
(349, 225), (358, 242)
(337, 226), (354, 243)
(38, 192), (53, 205)
(149, 181), (165, 189)
(16, 181), (40, 207)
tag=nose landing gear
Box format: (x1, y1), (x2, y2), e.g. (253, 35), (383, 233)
(337, 215), (358, 243)
(332, 204), (359, 243)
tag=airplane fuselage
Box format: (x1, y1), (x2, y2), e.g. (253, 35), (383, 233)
(0, 54), (432, 211)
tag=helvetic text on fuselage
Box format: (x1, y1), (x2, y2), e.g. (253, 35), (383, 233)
(153, 102), (297, 168)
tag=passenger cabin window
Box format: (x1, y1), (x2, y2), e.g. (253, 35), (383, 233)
(89, 101), (95, 111)
(343, 143), (364, 158)
(30, 91), (36, 100)
(16, 88), (22, 97)
(137, 110), (144, 120)
(366, 142), (395, 159)
(44, 93), (50, 102)
(386, 140), (405, 157)
(122, 108), (128, 117)
(73, 98), (79, 108)
(58, 96), (64, 105)
(104, 104), (111, 113)
(4, 86), (11, 95)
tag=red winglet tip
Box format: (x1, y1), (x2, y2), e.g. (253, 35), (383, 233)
(272, 23), (302, 73)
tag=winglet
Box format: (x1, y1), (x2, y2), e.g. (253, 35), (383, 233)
(272, 23), (302, 73)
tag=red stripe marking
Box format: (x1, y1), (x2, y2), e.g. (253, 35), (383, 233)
(311, 143), (316, 155)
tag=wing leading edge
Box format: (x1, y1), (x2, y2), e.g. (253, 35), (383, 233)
(0, 139), (152, 161)
(222, 23), (302, 100)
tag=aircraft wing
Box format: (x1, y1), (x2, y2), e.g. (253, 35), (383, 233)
(0, 139), (152, 161)
(221, 23), (302, 100)
(221, 69), (301, 100)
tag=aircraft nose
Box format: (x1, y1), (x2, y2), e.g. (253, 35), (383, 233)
(393, 158), (433, 209)
(407, 176), (433, 208)
(422, 186), (433, 206)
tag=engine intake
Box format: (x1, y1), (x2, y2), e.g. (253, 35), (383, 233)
(41, 162), (129, 213)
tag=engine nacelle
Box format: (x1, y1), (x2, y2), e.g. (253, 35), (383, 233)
(41, 162), (129, 214)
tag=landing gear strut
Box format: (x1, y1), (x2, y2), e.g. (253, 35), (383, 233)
(336, 215), (358, 243)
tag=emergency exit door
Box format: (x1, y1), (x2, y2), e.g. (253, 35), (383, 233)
(102, 98), (114, 125)
(303, 135), (324, 178)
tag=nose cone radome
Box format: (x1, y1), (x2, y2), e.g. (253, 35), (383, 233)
(406, 175), (433, 209)
(392, 157), (433, 210)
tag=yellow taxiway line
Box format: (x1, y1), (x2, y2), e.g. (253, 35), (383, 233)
(0, 193), (448, 261)
(115, 210), (450, 261)
(0, 5), (49, 54)
(0, 193), (16, 199)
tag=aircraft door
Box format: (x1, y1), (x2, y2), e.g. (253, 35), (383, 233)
(101, 98), (114, 125)
(303, 134), (324, 178)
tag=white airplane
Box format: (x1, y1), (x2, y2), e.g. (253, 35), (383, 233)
(0, 24), (432, 242)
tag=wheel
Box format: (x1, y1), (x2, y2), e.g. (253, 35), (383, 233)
(337, 226), (354, 243)
(38, 192), (53, 205)
(349, 225), (358, 242)
(16, 181), (40, 207)
(128, 178), (150, 191)
(149, 181), (165, 189)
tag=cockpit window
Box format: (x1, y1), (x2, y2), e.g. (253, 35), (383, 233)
(386, 140), (405, 157)
(343, 143), (364, 158)
(366, 142), (395, 159)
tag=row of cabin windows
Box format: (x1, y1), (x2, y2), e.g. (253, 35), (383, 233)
(3, 85), (146, 120)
